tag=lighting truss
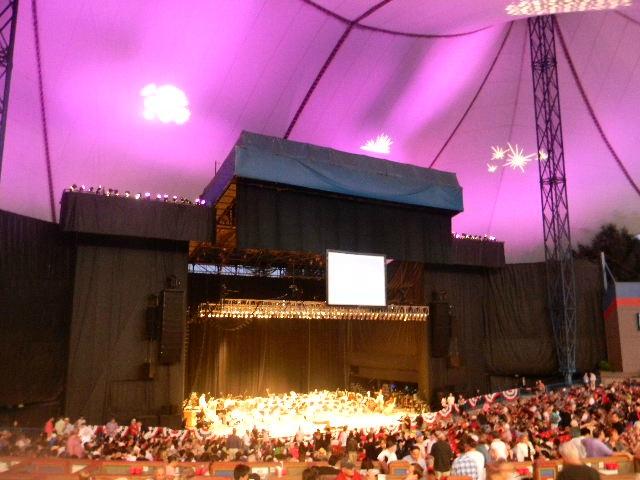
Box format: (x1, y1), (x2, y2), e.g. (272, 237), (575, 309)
(528, 15), (577, 383)
(188, 263), (295, 278)
(0, 0), (19, 178)
(193, 299), (429, 323)
(507, 0), (632, 16)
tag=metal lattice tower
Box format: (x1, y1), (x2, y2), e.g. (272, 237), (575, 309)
(0, 0), (18, 178)
(528, 15), (577, 384)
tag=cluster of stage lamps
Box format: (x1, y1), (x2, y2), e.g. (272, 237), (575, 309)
(452, 232), (497, 242)
(195, 299), (429, 323)
(65, 184), (208, 206)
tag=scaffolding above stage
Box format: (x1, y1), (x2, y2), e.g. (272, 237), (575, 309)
(192, 299), (429, 323)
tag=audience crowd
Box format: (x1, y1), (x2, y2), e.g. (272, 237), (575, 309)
(1, 380), (640, 479)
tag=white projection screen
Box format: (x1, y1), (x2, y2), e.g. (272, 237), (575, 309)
(326, 250), (386, 306)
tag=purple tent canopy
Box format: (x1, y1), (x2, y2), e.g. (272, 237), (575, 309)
(0, 0), (638, 261)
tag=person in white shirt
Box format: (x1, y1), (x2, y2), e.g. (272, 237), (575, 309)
(490, 433), (509, 461)
(514, 433), (534, 462)
(377, 440), (398, 473)
(79, 424), (93, 444)
(447, 393), (455, 407)
(337, 427), (348, 449)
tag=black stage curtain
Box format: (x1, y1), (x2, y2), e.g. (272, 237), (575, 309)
(60, 192), (215, 242)
(425, 260), (606, 397)
(483, 263), (557, 375)
(484, 261), (606, 376)
(186, 318), (424, 396)
(66, 237), (188, 423)
(236, 180), (452, 264)
(187, 260), (605, 400)
(0, 210), (74, 424)
(186, 263), (425, 396)
(451, 239), (505, 268)
(424, 266), (490, 398)
(187, 319), (347, 396)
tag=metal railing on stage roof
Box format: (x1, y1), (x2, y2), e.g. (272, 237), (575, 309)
(192, 299), (429, 323)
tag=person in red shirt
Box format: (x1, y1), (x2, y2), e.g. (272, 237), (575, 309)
(336, 461), (363, 480)
(127, 418), (140, 438)
(43, 417), (54, 439)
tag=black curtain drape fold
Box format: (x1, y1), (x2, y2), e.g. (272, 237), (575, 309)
(451, 239), (505, 268)
(187, 319), (347, 396)
(573, 260), (607, 371)
(424, 267), (491, 397)
(235, 181), (453, 264)
(60, 192), (215, 242)
(0, 210), (74, 424)
(423, 260), (606, 398)
(66, 239), (188, 423)
(483, 262), (557, 375)
(187, 260), (606, 400)
(484, 261), (606, 375)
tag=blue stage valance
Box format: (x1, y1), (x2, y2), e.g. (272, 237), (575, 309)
(203, 131), (463, 213)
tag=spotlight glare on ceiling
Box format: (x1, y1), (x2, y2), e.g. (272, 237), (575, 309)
(503, 143), (536, 173)
(361, 134), (393, 155)
(491, 146), (507, 161)
(486, 143), (537, 174)
(141, 83), (191, 125)
(506, 0), (632, 16)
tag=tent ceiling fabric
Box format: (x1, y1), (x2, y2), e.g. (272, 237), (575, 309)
(0, 0), (639, 262)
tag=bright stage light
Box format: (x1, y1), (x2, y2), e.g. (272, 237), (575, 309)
(361, 134), (393, 155)
(539, 149), (549, 161)
(141, 83), (191, 125)
(504, 143), (536, 172)
(491, 146), (507, 161)
(195, 299), (429, 323)
(506, 0), (632, 16)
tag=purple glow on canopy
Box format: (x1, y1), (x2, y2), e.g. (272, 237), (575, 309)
(0, 1), (638, 263)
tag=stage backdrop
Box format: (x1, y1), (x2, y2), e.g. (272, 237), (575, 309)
(187, 260), (605, 400)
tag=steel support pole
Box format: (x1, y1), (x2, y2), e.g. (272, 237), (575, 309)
(0, 0), (19, 178)
(528, 15), (577, 385)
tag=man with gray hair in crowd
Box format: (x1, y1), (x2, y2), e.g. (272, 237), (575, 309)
(557, 441), (599, 480)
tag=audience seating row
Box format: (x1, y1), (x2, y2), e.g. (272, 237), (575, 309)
(0, 456), (637, 480)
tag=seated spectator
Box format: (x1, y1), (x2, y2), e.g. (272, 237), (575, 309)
(582, 428), (614, 458)
(405, 462), (424, 480)
(336, 460), (362, 480)
(486, 459), (513, 480)
(557, 441), (599, 480)
(302, 467), (319, 480)
(402, 445), (427, 471)
(234, 464), (251, 480)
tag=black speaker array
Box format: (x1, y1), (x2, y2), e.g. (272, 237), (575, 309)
(159, 289), (185, 365)
(145, 305), (161, 341)
(429, 301), (451, 358)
